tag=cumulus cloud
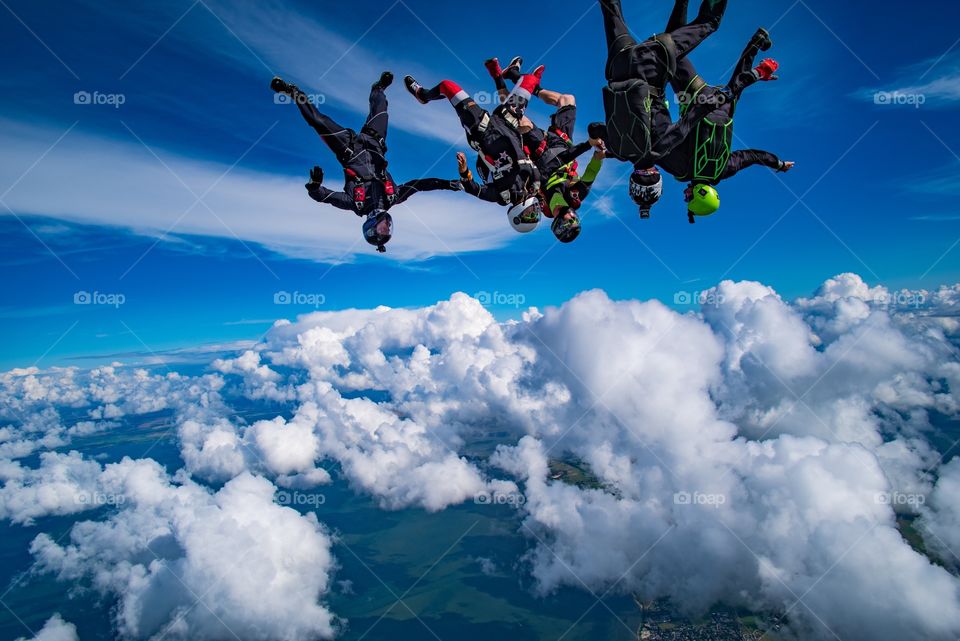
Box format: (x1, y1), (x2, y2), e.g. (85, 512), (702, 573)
(486, 279), (960, 641)
(16, 614), (78, 641)
(3, 273), (960, 641)
(31, 461), (338, 641)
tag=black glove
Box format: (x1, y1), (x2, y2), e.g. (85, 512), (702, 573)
(309, 166), (324, 185)
(587, 122), (607, 141)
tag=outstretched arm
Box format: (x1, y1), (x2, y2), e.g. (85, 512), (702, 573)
(304, 167), (357, 212)
(306, 184), (356, 211)
(580, 147), (606, 188)
(720, 150), (794, 180)
(462, 179), (506, 203)
(556, 140), (595, 167)
(394, 178), (460, 205)
(457, 152), (502, 203)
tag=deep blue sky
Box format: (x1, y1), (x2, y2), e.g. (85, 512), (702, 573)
(1, 0), (959, 369)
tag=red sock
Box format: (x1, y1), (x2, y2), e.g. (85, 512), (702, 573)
(438, 80), (470, 106)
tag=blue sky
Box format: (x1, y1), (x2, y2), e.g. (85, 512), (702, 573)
(1, 0), (959, 369)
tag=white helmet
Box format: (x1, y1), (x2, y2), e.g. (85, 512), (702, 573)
(507, 197), (542, 233)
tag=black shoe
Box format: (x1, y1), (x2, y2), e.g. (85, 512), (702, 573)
(404, 75), (428, 104)
(270, 76), (295, 95)
(374, 71), (394, 91)
(751, 28), (772, 52)
(502, 56), (523, 82)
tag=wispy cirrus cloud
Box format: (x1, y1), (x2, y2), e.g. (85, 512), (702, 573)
(860, 53), (960, 107)
(0, 118), (516, 263)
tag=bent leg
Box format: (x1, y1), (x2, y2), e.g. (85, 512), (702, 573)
(600, 0), (639, 81)
(434, 80), (490, 132)
(666, 0), (690, 33)
(671, 58), (703, 111)
(669, 0), (728, 59)
(727, 35), (765, 98)
(363, 84), (389, 142)
(292, 88), (353, 158)
(663, 0), (703, 103)
(504, 72), (541, 117)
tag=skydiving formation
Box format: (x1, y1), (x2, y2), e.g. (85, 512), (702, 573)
(272, 0), (795, 252)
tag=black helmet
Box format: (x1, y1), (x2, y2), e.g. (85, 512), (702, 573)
(362, 210), (393, 253)
(629, 167), (663, 217)
(551, 211), (581, 243)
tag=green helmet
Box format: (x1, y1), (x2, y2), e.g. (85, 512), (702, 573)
(687, 184), (720, 217)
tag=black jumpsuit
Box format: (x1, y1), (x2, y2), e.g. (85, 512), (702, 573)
(657, 1), (783, 184)
(599, 0), (728, 168)
(291, 83), (457, 216)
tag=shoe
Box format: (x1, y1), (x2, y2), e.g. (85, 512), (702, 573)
(374, 71), (394, 91)
(751, 27), (772, 52)
(404, 75), (428, 104)
(502, 56), (523, 82)
(270, 76), (295, 95)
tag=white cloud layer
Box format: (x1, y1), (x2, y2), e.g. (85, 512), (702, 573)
(2, 273), (960, 640)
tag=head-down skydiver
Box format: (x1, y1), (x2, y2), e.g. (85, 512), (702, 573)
(403, 70), (544, 234)
(270, 71), (461, 253)
(484, 58), (607, 243)
(656, 0), (795, 224)
(595, 0), (729, 218)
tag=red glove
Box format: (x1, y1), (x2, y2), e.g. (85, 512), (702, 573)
(754, 58), (780, 81)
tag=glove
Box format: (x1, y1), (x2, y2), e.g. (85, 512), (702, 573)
(587, 122), (607, 141)
(754, 58), (780, 81)
(308, 166), (324, 185)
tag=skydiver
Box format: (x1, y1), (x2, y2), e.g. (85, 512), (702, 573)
(595, 0), (729, 218)
(485, 59), (607, 243)
(270, 71), (461, 253)
(657, 0), (795, 223)
(404, 70), (544, 234)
